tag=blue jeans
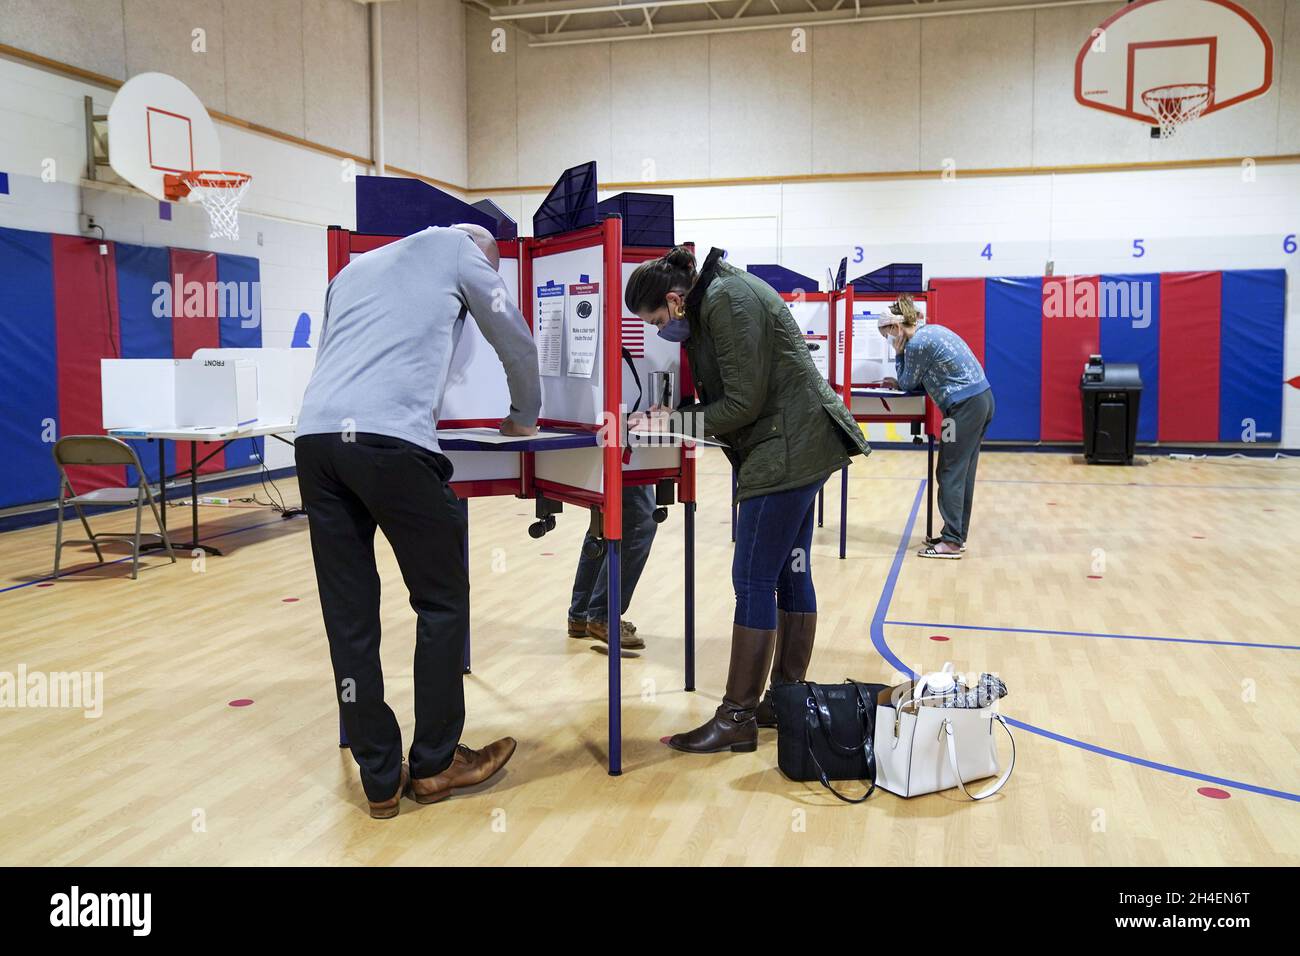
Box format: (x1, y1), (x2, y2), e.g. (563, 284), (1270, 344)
(733, 479), (823, 630)
(569, 485), (659, 622)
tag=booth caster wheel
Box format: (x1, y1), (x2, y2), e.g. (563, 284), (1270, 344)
(582, 537), (606, 559)
(528, 514), (557, 538)
(652, 507), (669, 524)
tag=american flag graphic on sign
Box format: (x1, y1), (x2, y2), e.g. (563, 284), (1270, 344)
(622, 314), (645, 358)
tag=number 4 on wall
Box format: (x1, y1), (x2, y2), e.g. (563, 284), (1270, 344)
(981, 243), (992, 261)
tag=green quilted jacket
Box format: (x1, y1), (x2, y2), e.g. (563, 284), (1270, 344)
(679, 251), (871, 500)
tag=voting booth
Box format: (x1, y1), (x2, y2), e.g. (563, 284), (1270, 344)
(325, 167), (698, 775)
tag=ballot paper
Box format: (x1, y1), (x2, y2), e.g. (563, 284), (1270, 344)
(566, 282), (600, 378)
(536, 282), (565, 377)
(853, 309), (895, 384)
(803, 332), (829, 379)
(628, 429), (728, 448)
(437, 426), (576, 445)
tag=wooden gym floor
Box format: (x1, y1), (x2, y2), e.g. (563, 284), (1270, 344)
(1, 447), (1297, 866)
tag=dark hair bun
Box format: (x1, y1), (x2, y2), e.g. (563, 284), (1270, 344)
(664, 246), (696, 271)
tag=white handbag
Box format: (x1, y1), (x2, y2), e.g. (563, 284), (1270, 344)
(873, 679), (1016, 800)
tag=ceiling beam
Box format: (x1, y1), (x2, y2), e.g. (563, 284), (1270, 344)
(517, 0), (1112, 45)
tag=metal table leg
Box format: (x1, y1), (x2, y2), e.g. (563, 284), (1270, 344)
(684, 501), (696, 692)
(839, 465), (848, 559)
(461, 498), (471, 674)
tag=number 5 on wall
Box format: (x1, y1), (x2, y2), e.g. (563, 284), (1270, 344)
(1132, 238), (1145, 258)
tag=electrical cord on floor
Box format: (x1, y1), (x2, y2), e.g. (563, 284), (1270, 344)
(251, 440), (304, 519)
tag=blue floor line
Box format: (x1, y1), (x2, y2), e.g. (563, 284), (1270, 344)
(869, 480), (1300, 804)
(884, 619), (1300, 652)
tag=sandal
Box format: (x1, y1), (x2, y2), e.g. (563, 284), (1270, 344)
(925, 536), (966, 553)
(917, 543), (962, 559)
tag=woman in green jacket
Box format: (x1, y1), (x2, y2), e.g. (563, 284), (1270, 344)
(626, 247), (871, 754)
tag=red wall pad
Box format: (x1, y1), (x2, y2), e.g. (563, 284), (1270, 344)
(1040, 275), (1100, 441)
(170, 249), (225, 474)
(1158, 272), (1221, 442)
(928, 278), (986, 363)
(53, 236), (124, 492)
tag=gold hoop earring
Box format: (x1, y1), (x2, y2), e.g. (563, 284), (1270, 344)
(674, 307), (686, 318)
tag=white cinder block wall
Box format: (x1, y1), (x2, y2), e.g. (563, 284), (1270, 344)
(0, 0), (469, 472)
(467, 1), (1300, 447)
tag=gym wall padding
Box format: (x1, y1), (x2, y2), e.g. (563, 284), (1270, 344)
(983, 276), (1043, 442)
(929, 269), (1286, 444)
(53, 236), (125, 493)
(0, 227), (59, 509)
(117, 241), (177, 486)
(170, 249), (225, 476)
(1041, 275), (1100, 442)
(1219, 270), (1286, 443)
(1158, 272), (1221, 443)
(1098, 272), (1161, 443)
(216, 252), (265, 472)
(0, 225), (263, 510)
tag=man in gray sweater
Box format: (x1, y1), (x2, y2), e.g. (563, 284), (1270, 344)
(296, 224), (541, 819)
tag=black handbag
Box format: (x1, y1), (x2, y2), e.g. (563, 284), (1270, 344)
(772, 680), (889, 804)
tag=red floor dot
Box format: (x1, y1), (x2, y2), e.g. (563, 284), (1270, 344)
(37, 582), (54, 588)
(228, 699), (254, 708)
(1191, 535), (1206, 540)
(1047, 502), (1057, 507)
(929, 634), (950, 642)
(282, 597), (300, 603)
(1087, 574), (1103, 580)
(541, 552), (554, 556)
(1197, 787), (1231, 800)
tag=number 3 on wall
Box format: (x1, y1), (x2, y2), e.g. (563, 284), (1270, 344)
(853, 246), (864, 263)
(980, 243), (992, 261)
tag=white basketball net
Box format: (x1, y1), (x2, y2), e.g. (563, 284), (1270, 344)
(182, 171), (251, 240)
(1141, 84), (1213, 139)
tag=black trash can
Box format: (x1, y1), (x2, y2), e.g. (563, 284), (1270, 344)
(1080, 356), (1142, 465)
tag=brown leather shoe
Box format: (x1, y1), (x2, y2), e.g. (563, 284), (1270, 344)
(408, 738), (518, 804)
(756, 610), (818, 729)
(666, 624), (776, 754)
(368, 764), (409, 820)
(568, 616), (589, 639)
(587, 618), (646, 649)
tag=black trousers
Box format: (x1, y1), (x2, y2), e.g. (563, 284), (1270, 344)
(295, 432), (468, 802)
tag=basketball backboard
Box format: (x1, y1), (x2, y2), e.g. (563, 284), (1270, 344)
(1075, 0), (1273, 129)
(108, 72), (221, 201)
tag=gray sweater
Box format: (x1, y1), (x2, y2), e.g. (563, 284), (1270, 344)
(297, 227), (541, 453)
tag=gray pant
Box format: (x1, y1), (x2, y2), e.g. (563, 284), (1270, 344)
(936, 389), (995, 545)
(569, 484), (659, 622)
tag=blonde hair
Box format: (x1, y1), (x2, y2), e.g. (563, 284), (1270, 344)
(890, 294), (922, 328)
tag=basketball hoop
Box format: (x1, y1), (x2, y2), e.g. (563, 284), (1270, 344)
(164, 170), (251, 240)
(1141, 84), (1213, 139)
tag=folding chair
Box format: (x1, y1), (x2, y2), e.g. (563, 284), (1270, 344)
(52, 436), (177, 580)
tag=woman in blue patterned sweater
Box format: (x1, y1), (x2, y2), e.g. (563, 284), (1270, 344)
(881, 295), (994, 559)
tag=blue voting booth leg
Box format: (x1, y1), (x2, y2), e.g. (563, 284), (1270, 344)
(607, 538), (622, 776)
(684, 501), (696, 692)
(339, 713), (348, 749)
(818, 485), (824, 527)
(839, 466), (849, 560)
(461, 498), (471, 674)
(730, 468), (737, 543)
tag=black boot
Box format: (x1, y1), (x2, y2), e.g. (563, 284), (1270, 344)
(755, 610), (817, 728)
(666, 624), (776, 754)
